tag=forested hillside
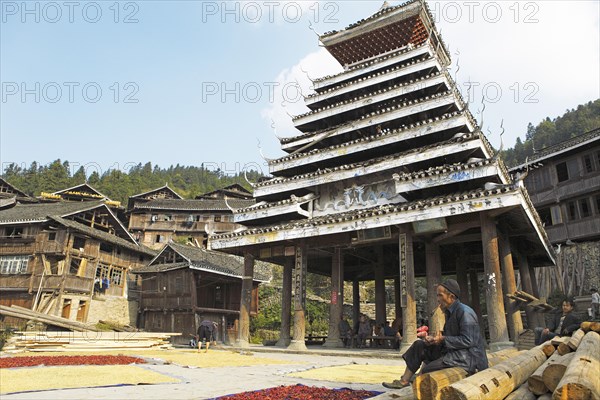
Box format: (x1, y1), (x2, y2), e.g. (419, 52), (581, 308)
(501, 99), (600, 167)
(1, 161), (263, 204)
(2, 99), (598, 201)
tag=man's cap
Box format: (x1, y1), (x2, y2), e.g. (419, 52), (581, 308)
(592, 288), (598, 292)
(440, 279), (461, 298)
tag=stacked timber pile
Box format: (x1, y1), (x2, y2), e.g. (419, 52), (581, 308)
(396, 322), (600, 400)
(0, 304), (181, 352)
(7, 331), (180, 351)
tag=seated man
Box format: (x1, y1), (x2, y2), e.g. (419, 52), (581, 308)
(534, 297), (581, 345)
(338, 315), (353, 348)
(383, 279), (488, 389)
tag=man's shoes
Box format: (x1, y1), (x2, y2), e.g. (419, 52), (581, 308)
(382, 379), (411, 389)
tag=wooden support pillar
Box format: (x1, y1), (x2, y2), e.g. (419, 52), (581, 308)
(399, 228), (417, 353)
(237, 252), (254, 348)
(456, 248), (469, 307)
(288, 243), (307, 351)
(394, 276), (401, 320)
(375, 247), (386, 325)
(499, 232), (523, 341)
(425, 241), (443, 333)
(480, 212), (511, 350)
(470, 269), (487, 343)
(529, 265), (540, 298)
(324, 247), (344, 348)
(353, 279), (360, 331)
(276, 257), (293, 347)
(516, 248), (542, 329)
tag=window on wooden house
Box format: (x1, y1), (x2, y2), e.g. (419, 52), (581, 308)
(100, 242), (114, 253)
(566, 201), (578, 221)
(0, 255), (29, 274)
(583, 154), (595, 173)
(96, 263), (110, 279)
(155, 234), (163, 243)
(556, 162), (569, 182)
(48, 232), (56, 241)
(550, 205), (563, 225)
(110, 268), (123, 286)
(538, 207), (553, 226)
(579, 198), (592, 218)
(6, 226), (24, 238)
(73, 236), (86, 250)
(214, 215), (221, 222)
(595, 195), (600, 215)
(174, 276), (184, 293)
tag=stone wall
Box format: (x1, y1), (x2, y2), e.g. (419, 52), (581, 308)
(87, 296), (138, 326)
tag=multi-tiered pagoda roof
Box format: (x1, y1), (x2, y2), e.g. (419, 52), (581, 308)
(209, 0), (554, 279)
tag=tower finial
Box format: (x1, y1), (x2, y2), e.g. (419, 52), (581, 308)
(380, 1), (390, 11)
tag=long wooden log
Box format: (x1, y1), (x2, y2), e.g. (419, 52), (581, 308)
(441, 342), (549, 400)
(504, 383), (536, 400)
(542, 352), (575, 392)
(8, 305), (97, 331)
(412, 347), (522, 400)
(557, 329), (585, 355)
(528, 352), (572, 395)
(413, 368), (467, 400)
(550, 335), (569, 347)
(553, 331), (600, 400)
(0, 306), (97, 332)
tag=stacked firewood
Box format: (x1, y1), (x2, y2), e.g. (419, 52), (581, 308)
(391, 321), (600, 400)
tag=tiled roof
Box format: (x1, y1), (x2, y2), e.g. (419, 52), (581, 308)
(49, 216), (156, 256)
(308, 53), (432, 99)
(313, 41), (430, 84)
(133, 199), (255, 211)
(129, 185), (183, 200)
(212, 186), (519, 240)
(294, 70), (448, 121)
(512, 128), (600, 170)
(273, 111), (470, 166)
(320, 0), (423, 39)
(135, 242), (271, 281)
(261, 131), (484, 189)
(281, 88), (471, 144)
(52, 183), (109, 199)
(0, 201), (106, 224)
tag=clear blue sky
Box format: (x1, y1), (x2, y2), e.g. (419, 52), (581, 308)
(1, 1), (599, 178)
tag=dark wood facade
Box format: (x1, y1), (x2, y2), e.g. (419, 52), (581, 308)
(511, 128), (600, 296)
(135, 243), (264, 344)
(127, 186), (254, 250)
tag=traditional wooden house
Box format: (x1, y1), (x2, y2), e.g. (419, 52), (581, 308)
(0, 178), (37, 208)
(134, 242), (270, 344)
(127, 186), (254, 250)
(511, 128), (600, 298)
(209, 0), (554, 351)
(196, 184), (253, 200)
(0, 201), (155, 325)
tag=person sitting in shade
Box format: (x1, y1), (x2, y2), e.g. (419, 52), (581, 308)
(383, 279), (488, 389)
(534, 297), (581, 345)
(338, 315), (353, 348)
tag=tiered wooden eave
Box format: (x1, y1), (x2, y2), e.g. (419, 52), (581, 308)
(210, 0), (555, 276)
